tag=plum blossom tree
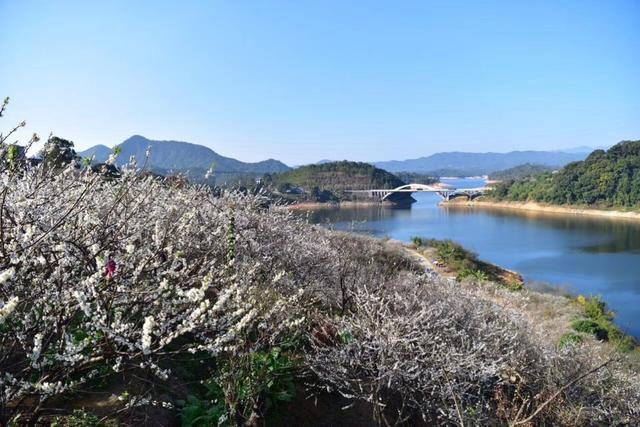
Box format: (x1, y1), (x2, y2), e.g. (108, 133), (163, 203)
(0, 99), (638, 425)
(0, 102), (316, 423)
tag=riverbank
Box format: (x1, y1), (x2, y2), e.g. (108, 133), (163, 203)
(408, 237), (524, 288)
(442, 198), (640, 221)
(398, 243), (581, 345)
(399, 239), (638, 351)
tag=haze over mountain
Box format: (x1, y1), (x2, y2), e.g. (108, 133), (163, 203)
(79, 135), (290, 174)
(373, 150), (591, 176)
(79, 137), (599, 180)
(556, 145), (611, 154)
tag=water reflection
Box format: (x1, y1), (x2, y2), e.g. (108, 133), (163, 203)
(444, 205), (640, 254)
(296, 185), (640, 337)
(301, 205), (411, 225)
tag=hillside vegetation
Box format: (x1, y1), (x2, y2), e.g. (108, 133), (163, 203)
(264, 161), (405, 202)
(489, 141), (640, 208)
(489, 163), (556, 181)
(392, 172), (438, 185)
(2, 155), (639, 425)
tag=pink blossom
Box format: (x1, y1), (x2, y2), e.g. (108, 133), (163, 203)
(104, 259), (116, 279)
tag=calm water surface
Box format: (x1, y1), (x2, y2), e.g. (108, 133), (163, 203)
(298, 179), (640, 337)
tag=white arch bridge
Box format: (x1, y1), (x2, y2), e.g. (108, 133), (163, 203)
(346, 183), (489, 202)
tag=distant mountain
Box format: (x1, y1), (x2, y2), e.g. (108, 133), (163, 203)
(79, 144), (112, 161)
(78, 135), (290, 174)
(374, 150), (589, 176)
(556, 145), (609, 154)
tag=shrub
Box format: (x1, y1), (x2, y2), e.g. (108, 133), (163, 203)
(307, 277), (547, 425)
(457, 268), (489, 281)
(575, 296), (636, 352)
(51, 410), (118, 427)
(215, 348), (297, 424)
(178, 380), (227, 426)
(584, 296), (614, 321)
(616, 336), (637, 353)
(572, 319), (609, 340)
(0, 156), (312, 423)
(505, 280), (524, 291)
(309, 283), (640, 425)
(558, 332), (584, 349)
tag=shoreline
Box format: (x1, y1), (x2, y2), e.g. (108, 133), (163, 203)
(405, 244), (524, 287)
(290, 203), (639, 343)
(441, 198), (640, 221)
(399, 242), (639, 345)
(283, 200), (398, 210)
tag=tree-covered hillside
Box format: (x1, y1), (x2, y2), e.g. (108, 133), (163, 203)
(393, 172), (438, 185)
(265, 161), (406, 202)
(489, 163), (556, 181)
(489, 141), (640, 207)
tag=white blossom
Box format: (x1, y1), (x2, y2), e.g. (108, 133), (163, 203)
(0, 267), (15, 285)
(141, 316), (155, 355)
(30, 333), (43, 367)
(0, 296), (19, 323)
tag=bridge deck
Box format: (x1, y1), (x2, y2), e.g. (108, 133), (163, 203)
(345, 184), (489, 202)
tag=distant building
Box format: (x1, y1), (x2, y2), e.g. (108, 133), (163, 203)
(1, 144), (43, 168)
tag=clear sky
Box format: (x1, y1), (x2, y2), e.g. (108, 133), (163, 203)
(1, 1), (639, 165)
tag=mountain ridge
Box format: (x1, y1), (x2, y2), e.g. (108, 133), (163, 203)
(78, 135), (290, 174)
(373, 150), (590, 176)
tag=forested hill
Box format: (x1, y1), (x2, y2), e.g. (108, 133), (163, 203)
(267, 161), (404, 190)
(489, 163), (556, 181)
(264, 161), (405, 201)
(489, 141), (640, 208)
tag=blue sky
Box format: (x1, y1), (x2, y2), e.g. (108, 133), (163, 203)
(1, 1), (639, 165)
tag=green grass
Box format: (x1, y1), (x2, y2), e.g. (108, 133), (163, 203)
(571, 319), (609, 340)
(558, 332), (584, 349)
(572, 295), (637, 352)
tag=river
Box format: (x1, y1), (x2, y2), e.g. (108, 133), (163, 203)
(297, 178), (640, 338)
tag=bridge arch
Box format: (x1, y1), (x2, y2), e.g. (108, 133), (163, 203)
(346, 184), (488, 203)
(380, 183), (443, 201)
